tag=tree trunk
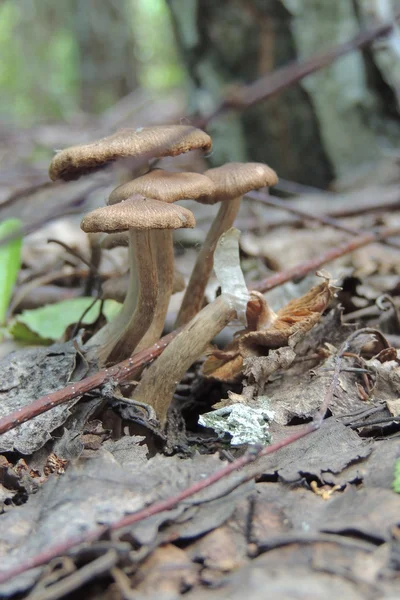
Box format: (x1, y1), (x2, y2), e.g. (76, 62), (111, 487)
(167, 0), (400, 188)
(72, 0), (138, 113)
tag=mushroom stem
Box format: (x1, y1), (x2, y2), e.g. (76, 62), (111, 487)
(176, 196), (242, 327)
(133, 294), (237, 425)
(85, 234), (139, 361)
(106, 229), (158, 364)
(135, 229), (174, 351)
(85, 229), (158, 365)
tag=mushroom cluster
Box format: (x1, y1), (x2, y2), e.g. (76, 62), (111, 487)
(49, 125), (278, 422)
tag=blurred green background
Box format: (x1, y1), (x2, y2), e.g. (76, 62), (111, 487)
(0, 0), (183, 123)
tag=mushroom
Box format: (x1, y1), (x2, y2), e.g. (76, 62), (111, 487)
(81, 194), (195, 364)
(104, 168), (215, 352)
(175, 162), (278, 327)
(108, 168), (214, 205)
(48, 126), (212, 363)
(49, 126), (212, 181)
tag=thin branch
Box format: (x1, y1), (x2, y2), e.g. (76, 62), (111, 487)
(0, 426), (311, 586)
(47, 238), (100, 273)
(247, 190), (400, 252)
(0, 328), (182, 435)
(327, 198), (400, 219)
(251, 226), (400, 293)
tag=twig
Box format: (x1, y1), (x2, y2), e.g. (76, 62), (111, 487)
(272, 178), (329, 197)
(8, 268), (88, 316)
(25, 550), (118, 600)
(348, 415), (400, 429)
(247, 190), (400, 252)
(47, 239), (99, 273)
(251, 226), (400, 293)
(0, 329), (375, 586)
(0, 427), (311, 586)
(0, 181), (105, 248)
(0, 180), (55, 210)
(327, 198), (400, 219)
(0, 328), (182, 435)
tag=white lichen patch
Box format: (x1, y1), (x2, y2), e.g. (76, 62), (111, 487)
(199, 397), (274, 446)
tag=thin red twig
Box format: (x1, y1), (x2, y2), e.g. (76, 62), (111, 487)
(0, 328), (182, 435)
(0, 426), (312, 585)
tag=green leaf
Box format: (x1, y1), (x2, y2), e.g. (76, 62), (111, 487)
(8, 297), (122, 345)
(0, 218), (23, 324)
(394, 458), (400, 494)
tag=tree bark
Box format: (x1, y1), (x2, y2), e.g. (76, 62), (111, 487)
(167, 0), (400, 188)
(72, 0), (138, 113)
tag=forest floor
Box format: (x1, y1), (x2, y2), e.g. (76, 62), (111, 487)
(0, 103), (400, 599)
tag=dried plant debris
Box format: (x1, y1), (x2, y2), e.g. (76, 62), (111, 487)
(185, 548), (374, 600)
(130, 544), (199, 597)
(365, 349), (400, 404)
(0, 341), (81, 454)
(0, 451), (253, 596)
(258, 419), (371, 485)
(232, 319), (393, 426)
(265, 351), (371, 424)
(203, 279), (334, 382)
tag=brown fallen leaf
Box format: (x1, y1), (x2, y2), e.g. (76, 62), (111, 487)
(203, 280), (334, 382)
(133, 544), (198, 595)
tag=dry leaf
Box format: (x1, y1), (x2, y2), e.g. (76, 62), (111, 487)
(203, 280), (333, 381)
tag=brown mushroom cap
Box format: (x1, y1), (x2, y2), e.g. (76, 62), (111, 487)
(81, 194), (196, 233)
(108, 169), (215, 205)
(197, 162), (278, 205)
(49, 126), (213, 181)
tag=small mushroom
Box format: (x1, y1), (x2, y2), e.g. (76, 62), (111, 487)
(105, 168), (215, 352)
(49, 126), (212, 181)
(81, 194), (195, 364)
(175, 162), (278, 326)
(108, 169), (214, 205)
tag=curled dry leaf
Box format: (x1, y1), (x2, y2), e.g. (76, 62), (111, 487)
(203, 280), (334, 382)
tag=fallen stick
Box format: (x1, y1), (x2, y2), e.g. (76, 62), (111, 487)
(247, 190), (400, 252)
(0, 328), (182, 436)
(251, 226), (400, 293)
(0, 226), (399, 437)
